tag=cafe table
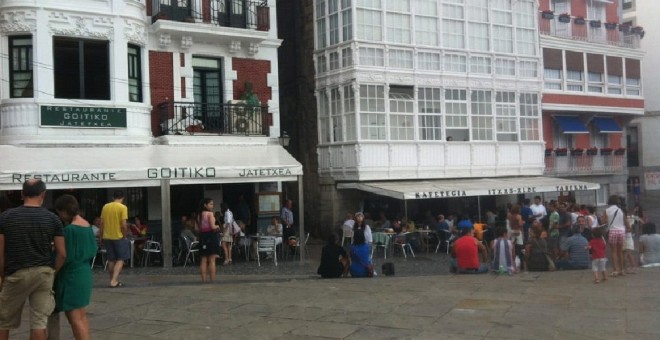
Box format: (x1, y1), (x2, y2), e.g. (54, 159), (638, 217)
(128, 236), (149, 268)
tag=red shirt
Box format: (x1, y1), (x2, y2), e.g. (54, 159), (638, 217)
(455, 236), (480, 269)
(589, 237), (606, 259)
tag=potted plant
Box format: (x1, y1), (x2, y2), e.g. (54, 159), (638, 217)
(614, 148), (626, 155)
(586, 147), (598, 156)
(589, 20), (601, 28)
(545, 148), (553, 157)
(600, 147), (613, 156)
(632, 26), (644, 34)
(604, 22), (618, 30)
(558, 13), (571, 23)
(541, 10), (554, 20)
(574, 16), (586, 25)
(619, 24), (631, 33)
(571, 148), (584, 156)
(555, 148), (568, 156)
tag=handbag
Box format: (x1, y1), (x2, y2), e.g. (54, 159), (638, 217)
(366, 263), (374, 277)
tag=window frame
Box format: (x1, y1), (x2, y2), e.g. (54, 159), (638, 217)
(127, 44), (142, 102)
(9, 35), (33, 98)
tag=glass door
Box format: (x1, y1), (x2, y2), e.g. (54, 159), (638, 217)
(193, 57), (223, 132)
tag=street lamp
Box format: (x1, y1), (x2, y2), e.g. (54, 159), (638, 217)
(279, 130), (290, 147)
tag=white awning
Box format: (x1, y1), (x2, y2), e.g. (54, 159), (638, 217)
(0, 144), (302, 190)
(337, 176), (601, 200)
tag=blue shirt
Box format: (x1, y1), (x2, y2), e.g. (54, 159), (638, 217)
(521, 206), (533, 226)
(560, 234), (590, 267)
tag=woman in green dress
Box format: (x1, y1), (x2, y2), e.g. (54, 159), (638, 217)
(53, 194), (97, 340)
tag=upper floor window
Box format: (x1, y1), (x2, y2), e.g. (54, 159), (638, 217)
(623, 0), (634, 11)
(54, 37), (110, 100)
(9, 36), (33, 98)
(357, 1), (382, 41)
(127, 45), (142, 102)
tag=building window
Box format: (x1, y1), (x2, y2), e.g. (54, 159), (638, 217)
(9, 36), (33, 98)
(587, 72), (603, 93)
(623, 0), (633, 11)
(417, 52), (441, 71)
(386, 4), (411, 44)
(566, 70), (583, 92)
(444, 54), (467, 73)
(493, 25), (513, 53)
(470, 90), (493, 141)
(359, 84), (386, 140)
(607, 75), (622, 94)
(514, 0), (535, 29)
(330, 87), (343, 142)
(357, 3), (382, 41)
(445, 89), (468, 141)
(54, 37), (110, 100)
(495, 91), (517, 142)
(418, 87), (442, 141)
(519, 93), (540, 141)
(467, 0), (489, 51)
(359, 47), (384, 66)
(494, 58), (515, 76)
(470, 56), (491, 74)
(316, 0), (327, 48)
(388, 49), (413, 69)
(544, 68), (562, 90)
(317, 54), (327, 73)
(519, 60), (538, 78)
(342, 47), (353, 67)
(329, 51), (340, 70)
(127, 44), (142, 102)
(626, 78), (640, 96)
(442, 0), (465, 49)
(341, 0), (353, 41)
(414, 0), (438, 46)
(328, 0), (340, 45)
(344, 84), (356, 141)
(389, 85), (414, 140)
(319, 90), (330, 143)
(516, 28), (536, 55)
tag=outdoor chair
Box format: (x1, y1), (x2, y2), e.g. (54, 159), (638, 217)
(435, 230), (453, 254)
(393, 232), (415, 259)
(257, 236), (278, 267)
(142, 239), (162, 266)
(287, 232), (310, 261)
(179, 235), (199, 267)
(371, 232), (391, 259)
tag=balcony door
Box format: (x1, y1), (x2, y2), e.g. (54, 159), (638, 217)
(193, 57), (223, 132)
(217, 0), (246, 28)
(159, 0), (192, 21)
(551, 0), (571, 37)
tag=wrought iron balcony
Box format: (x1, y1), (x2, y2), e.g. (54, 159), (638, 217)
(151, 0), (269, 31)
(538, 13), (641, 49)
(544, 151), (625, 176)
(158, 101), (270, 136)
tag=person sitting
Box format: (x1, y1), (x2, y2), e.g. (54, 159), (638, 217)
(349, 227), (373, 278)
(318, 232), (349, 278)
(490, 225), (516, 275)
(434, 214), (451, 245)
(450, 224), (489, 274)
(554, 226), (590, 270)
(639, 222), (660, 266)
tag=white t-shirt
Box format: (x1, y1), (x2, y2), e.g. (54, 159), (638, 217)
(364, 225), (373, 244)
(530, 203), (547, 221)
(606, 205), (625, 232)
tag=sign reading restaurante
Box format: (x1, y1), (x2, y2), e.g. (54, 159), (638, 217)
(40, 105), (127, 128)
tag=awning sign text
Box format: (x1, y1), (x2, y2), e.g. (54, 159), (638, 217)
(239, 168), (293, 177)
(40, 106), (127, 128)
(147, 167), (216, 179)
(487, 187), (537, 195)
(415, 191), (467, 198)
(556, 184), (589, 192)
(12, 172), (116, 183)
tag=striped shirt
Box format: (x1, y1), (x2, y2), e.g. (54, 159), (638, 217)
(0, 206), (64, 276)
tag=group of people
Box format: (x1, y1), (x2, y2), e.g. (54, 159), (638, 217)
(318, 212), (373, 278)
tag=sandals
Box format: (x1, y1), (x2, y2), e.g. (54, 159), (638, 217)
(109, 281), (124, 288)
(610, 272), (619, 277)
(594, 279), (600, 284)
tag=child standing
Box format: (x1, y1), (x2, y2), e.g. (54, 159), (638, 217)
(623, 214), (638, 274)
(588, 228), (608, 284)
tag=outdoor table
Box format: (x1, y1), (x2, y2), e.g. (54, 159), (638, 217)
(128, 236), (149, 268)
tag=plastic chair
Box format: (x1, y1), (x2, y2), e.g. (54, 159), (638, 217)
(288, 233), (310, 260)
(91, 247), (107, 270)
(371, 232), (391, 259)
(233, 235), (251, 262)
(179, 235), (199, 267)
(393, 232), (415, 259)
(142, 240), (162, 267)
(257, 236), (278, 267)
(435, 230), (453, 254)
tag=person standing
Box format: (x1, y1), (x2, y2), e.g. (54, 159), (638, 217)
(52, 194), (97, 340)
(281, 199), (296, 253)
(605, 195), (626, 277)
(0, 179), (66, 340)
(100, 190), (130, 288)
(221, 203), (235, 266)
(196, 198), (220, 283)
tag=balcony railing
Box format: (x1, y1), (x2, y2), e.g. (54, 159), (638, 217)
(544, 152), (625, 175)
(158, 101), (270, 136)
(539, 14), (641, 49)
(151, 0), (269, 31)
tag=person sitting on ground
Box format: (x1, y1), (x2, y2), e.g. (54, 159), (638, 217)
(525, 221), (552, 272)
(318, 232), (350, 278)
(639, 222), (660, 266)
(491, 225), (516, 274)
(450, 224), (489, 274)
(554, 226), (590, 270)
(574, 215), (592, 241)
(349, 226), (373, 278)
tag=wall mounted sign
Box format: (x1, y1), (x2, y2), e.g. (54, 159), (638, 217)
(40, 105), (127, 128)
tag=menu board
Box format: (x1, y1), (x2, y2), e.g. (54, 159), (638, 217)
(257, 192), (282, 214)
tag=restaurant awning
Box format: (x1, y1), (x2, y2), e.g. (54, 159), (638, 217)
(0, 144), (303, 190)
(592, 117), (622, 133)
(337, 176), (601, 200)
(555, 116), (589, 134)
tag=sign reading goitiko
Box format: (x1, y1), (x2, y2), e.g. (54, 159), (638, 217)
(40, 105), (127, 128)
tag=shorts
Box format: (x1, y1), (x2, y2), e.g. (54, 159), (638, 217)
(103, 238), (131, 261)
(0, 266), (55, 330)
(509, 230), (523, 245)
(608, 229), (625, 246)
(592, 258), (607, 272)
(623, 232), (634, 251)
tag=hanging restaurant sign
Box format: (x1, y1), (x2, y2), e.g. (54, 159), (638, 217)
(40, 105), (127, 128)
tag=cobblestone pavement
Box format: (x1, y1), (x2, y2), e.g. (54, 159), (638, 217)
(10, 241), (660, 340)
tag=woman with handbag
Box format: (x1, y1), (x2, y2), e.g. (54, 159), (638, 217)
(196, 198), (220, 283)
(525, 222), (554, 272)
